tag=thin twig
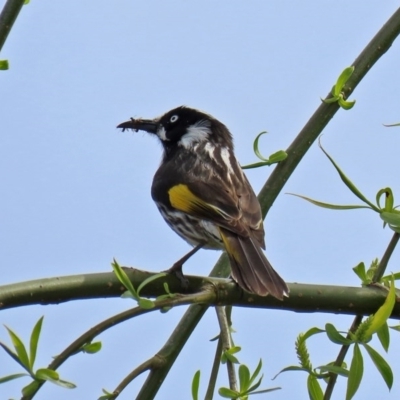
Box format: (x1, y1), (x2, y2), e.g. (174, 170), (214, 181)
(21, 291), (215, 400)
(324, 230), (400, 398)
(373, 232), (400, 282)
(111, 358), (162, 399)
(205, 337), (223, 400)
(323, 315), (363, 400)
(215, 306), (238, 392)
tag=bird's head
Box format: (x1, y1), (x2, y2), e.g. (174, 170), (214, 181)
(117, 106), (233, 150)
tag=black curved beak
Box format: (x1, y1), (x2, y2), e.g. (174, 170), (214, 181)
(117, 118), (158, 134)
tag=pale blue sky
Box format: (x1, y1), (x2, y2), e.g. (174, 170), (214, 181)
(1, 1), (400, 399)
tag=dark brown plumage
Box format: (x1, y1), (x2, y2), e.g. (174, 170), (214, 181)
(118, 106), (288, 299)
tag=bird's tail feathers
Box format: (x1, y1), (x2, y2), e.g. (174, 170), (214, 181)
(219, 228), (289, 300)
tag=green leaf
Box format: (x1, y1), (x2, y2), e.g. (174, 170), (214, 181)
(302, 327), (325, 340)
(318, 141), (378, 211)
(376, 188), (394, 211)
(383, 122), (400, 127)
(381, 271), (400, 284)
(0, 342), (22, 367)
(218, 387), (240, 398)
(223, 345), (241, 357)
(253, 131), (270, 161)
(338, 97), (356, 110)
(0, 373), (29, 383)
(240, 131), (287, 170)
(82, 341), (102, 354)
(35, 368), (59, 381)
(307, 374), (323, 400)
(48, 377), (76, 389)
(98, 388), (115, 400)
(380, 211), (400, 228)
(288, 193), (371, 211)
(334, 66), (355, 96)
(5, 326), (31, 372)
(317, 364), (349, 377)
(246, 375), (263, 394)
(325, 323), (352, 345)
(244, 375), (264, 394)
(0, 60), (9, 70)
(137, 272), (167, 296)
(120, 291), (135, 299)
(29, 316), (44, 369)
(22, 380), (40, 397)
(247, 387), (280, 395)
(249, 359), (263, 385)
(352, 262), (367, 283)
(389, 324), (400, 332)
(364, 279), (396, 338)
(273, 365), (311, 379)
(36, 369), (76, 388)
(322, 96), (339, 104)
(346, 344), (363, 400)
(363, 343), (393, 389)
(111, 259), (138, 300)
(376, 323), (390, 352)
(191, 370), (200, 400)
(238, 364), (250, 391)
(138, 298), (155, 309)
(222, 351), (240, 364)
(268, 150), (287, 164)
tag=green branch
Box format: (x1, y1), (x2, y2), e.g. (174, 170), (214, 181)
(0, 0), (26, 53)
(258, 6), (400, 217)
(1, 271), (400, 319)
(137, 8), (400, 398)
(19, 290), (215, 400)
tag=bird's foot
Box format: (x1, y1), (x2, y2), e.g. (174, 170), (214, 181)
(165, 262), (189, 289)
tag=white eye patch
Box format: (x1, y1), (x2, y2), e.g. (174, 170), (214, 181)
(170, 115), (179, 123)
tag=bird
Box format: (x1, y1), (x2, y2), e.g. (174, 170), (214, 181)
(117, 106), (289, 300)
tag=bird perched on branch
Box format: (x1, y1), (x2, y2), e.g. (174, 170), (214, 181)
(117, 106), (288, 300)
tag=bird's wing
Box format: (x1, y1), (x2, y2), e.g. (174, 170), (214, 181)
(167, 178), (263, 241)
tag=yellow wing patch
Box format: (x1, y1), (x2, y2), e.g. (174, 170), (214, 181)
(168, 184), (230, 219)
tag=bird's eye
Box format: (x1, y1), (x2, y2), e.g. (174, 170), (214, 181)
(170, 115), (179, 123)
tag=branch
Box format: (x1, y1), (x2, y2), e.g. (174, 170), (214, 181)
(216, 306), (238, 392)
(373, 232), (400, 282)
(140, 10), (400, 397)
(324, 315), (363, 400)
(20, 290), (215, 400)
(0, 268), (207, 309)
(205, 336), (223, 400)
(324, 229), (400, 399)
(110, 358), (162, 399)
(0, 0), (26, 52)
(2, 271), (400, 318)
(258, 6), (400, 216)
